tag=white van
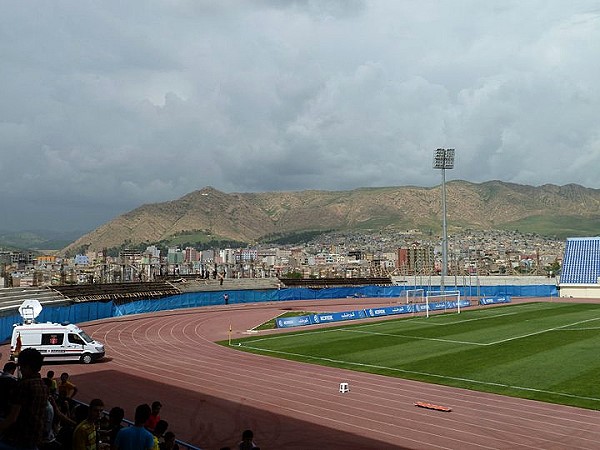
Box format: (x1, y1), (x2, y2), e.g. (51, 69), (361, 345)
(10, 299), (105, 364)
(11, 322), (105, 364)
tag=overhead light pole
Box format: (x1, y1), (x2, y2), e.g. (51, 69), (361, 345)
(433, 148), (455, 292)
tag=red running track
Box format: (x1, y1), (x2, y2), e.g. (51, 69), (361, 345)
(2, 297), (600, 449)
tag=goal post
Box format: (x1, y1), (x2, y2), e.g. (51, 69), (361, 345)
(405, 288), (425, 305)
(425, 290), (462, 318)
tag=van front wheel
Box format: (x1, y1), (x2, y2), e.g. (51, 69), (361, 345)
(80, 354), (93, 364)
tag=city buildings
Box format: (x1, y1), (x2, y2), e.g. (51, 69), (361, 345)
(0, 229), (564, 288)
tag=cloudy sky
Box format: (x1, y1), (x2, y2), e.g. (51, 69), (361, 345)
(1, 1), (600, 232)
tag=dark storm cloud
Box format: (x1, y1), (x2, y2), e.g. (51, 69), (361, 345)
(1, 1), (599, 231)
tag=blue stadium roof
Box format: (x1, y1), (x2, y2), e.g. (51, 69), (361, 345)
(560, 237), (600, 284)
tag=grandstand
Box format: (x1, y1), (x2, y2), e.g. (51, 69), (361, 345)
(0, 286), (70, 315)
(50, 281), (181, 303)
(0, 282), (181, 317)
(279, 276), (392, 288)
(559, 237), (600, 298)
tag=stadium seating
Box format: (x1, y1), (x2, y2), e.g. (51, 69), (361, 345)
(0, 286), (70, 315)
(279, 277), (392, 288)
(50, 281), (181, 303)
(560, 237), (600, 284)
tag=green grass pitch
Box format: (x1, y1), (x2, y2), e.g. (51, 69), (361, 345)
(226, 302), (600, 410)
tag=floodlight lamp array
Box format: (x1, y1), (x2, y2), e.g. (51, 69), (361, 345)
(433, 148), (455, 169)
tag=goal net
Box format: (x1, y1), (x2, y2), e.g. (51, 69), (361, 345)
(405, 288), (425, 305)
(425, 290), (462, 318)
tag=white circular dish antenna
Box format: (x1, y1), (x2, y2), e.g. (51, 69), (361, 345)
(19, 299), (43, 322)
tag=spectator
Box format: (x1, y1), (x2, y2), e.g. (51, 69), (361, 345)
(45, 370), (58, 398)
(0, 347), (47, 449)
(238, 429), (259, 450)
(55, 394), (72, 424)
(40, 377), (71, 450)
(144, 401), (162, 431)
(152, 420), (169, 450)
(56, 402), (88, 450)
(159, 431), (179, 450)
(1, 361), (17, 379)
(100, 406), (125, 447)
(57, 372), (78, 403)
(114, 403), (155, 450)
(72, 398), (104, 450)
(98, 413), (110, 437)
(0, 361), (18, 419)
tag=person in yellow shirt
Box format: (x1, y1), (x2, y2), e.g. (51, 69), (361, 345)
(45, 370), (58, 397)
(57, 372), (78, 402)
(151, 420), (169, 450)
(72, 398), (104, 450)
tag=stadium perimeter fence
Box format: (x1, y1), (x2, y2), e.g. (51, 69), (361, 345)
(0, 283), (557, 342)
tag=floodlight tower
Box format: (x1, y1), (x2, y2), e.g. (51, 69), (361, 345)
(433, 148), (455, 292)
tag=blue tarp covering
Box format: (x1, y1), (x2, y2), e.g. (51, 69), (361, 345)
(0, 312), (21, 343)
(0, 302), (114, 343)
(0, 284), (556, 342)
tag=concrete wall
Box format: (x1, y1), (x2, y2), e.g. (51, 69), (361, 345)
(559, 285), (600, 299)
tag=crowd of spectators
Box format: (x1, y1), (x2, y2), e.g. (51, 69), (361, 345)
(0, 348), (260, 450)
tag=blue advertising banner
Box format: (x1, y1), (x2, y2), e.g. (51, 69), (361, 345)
(365, 307), (391, 318)
(479, 296), (512, 305)
(310, 313), (337, 324)
(427, 299), (471, 311)
(388, 305), (414, 315)
(276, 315), (312, 328)
(312, 309), (366, 324)
(365, 304), (414, 318)
(458, 299), (471, 309)
(274, 299), (474, 329)
(414, 300), (471, 312)
(275, 309), (367, 328)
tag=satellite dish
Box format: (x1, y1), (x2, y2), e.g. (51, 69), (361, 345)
(19, 299), (43, 323)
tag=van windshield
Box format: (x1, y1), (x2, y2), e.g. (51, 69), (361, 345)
(79, 331), (93, 343)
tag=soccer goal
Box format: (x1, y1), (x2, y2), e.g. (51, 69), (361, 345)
(425, 290), (462, 318)
(405, 288), (425, 305)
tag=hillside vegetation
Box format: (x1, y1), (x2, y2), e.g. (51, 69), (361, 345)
(62, 180), (600, 254)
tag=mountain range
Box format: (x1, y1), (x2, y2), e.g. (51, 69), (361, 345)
(61, 180), (600, 255)
(0, 230), (86, 252)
